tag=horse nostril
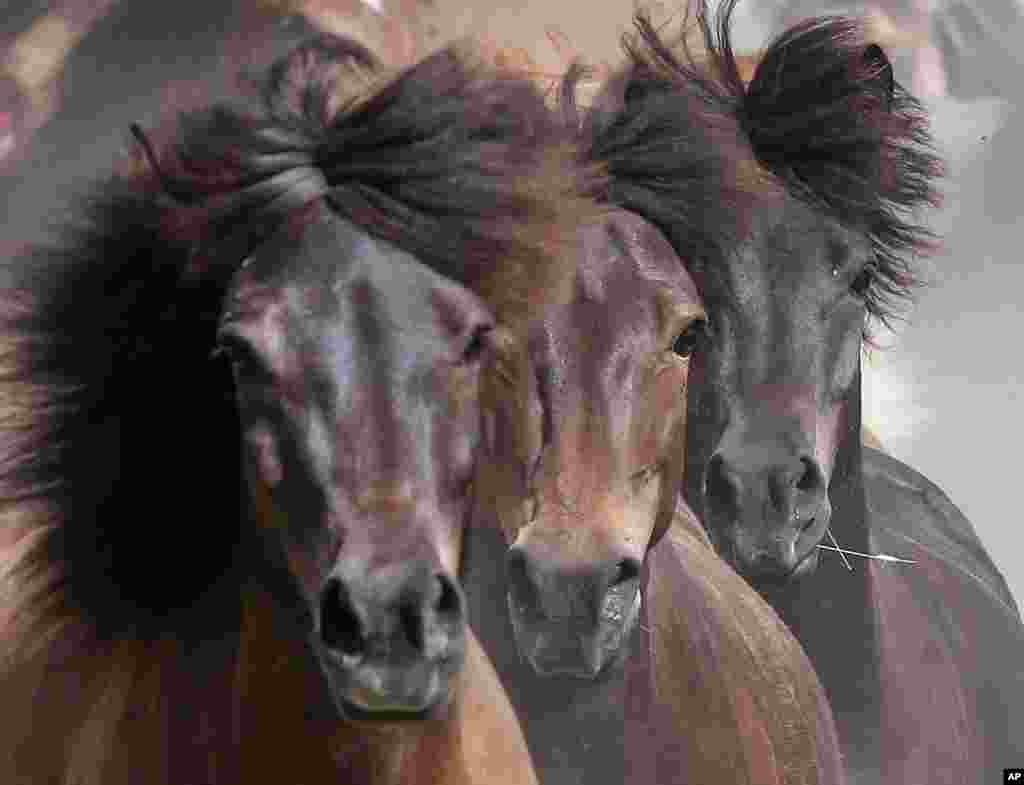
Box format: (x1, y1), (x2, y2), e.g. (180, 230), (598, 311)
(506, 547), (528, 588)
(705, 453), (739, 512)
(796, 455), (824, 493)
(395, 573), (464, 654)
(505, 547), (541, 616)
(399, 601), (426, 653)
(610, 557), (641, 588)
(320, 578), (366, 658)
(434, 573), (461, 618)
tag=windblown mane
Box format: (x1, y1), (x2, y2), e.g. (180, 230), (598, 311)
(570, 0), (943, 334)
(0, 33), (586, 785)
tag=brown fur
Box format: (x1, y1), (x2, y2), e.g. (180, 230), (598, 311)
(641, 500), (845, 784)
(477, 210), (695, 567)
(233, 579), (538, 785)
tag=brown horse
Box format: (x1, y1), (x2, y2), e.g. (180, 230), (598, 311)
(463, 169), (845, 782)
(475, 207), (697, 679)
(0, 33), (589, 785)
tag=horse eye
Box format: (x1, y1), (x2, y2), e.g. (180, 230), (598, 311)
(850, 268), (873, 298)
(672, 319), (706, 358)
(460, 325), (492, 365)
(215, 333), (269, 380)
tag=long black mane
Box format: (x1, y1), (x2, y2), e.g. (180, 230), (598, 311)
(0, 33), (576, 650)
(570, 0), (943, 335)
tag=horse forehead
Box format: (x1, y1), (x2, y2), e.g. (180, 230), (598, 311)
(226, 233), (459, 414)
(240, 211), (449, 322)
(754, 198), (863, 275)
(609, 210), (700, 304)
(278, 233), (457, 359)
(578, 210), (696, 300)
(721, 199), (858, 311)
(567, 212), (696, 341)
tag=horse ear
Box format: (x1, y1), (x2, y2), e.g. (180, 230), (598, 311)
(862, 43), (894, 112)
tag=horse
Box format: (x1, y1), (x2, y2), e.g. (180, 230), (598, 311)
(477, 205), (698, 680)
(0, 32), (587, 785)
(575, 2), (1024, 779)
(462, 87), (846, 779)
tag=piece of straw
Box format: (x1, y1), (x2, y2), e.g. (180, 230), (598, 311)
(816, 544), (917, 565)
(826, 528), (854, 572)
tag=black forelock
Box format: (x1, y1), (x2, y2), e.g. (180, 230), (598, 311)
(572, 0), (943, 332)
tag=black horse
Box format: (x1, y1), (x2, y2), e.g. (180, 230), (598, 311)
(0, 34), (577, 785)
(577, 2), (1024, 780)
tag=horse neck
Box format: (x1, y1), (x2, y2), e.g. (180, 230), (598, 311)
(0, 579), (246, 785)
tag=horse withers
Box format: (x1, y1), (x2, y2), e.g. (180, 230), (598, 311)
(0, 33), (581, 785)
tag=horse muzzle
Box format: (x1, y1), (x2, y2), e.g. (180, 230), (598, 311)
(314, 563), (467, 720)
(505, 545), (642, 679)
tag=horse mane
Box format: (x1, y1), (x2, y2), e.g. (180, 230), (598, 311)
(573, 0), (944, 334)
(0, 33), (589, 785)
(560, 32), (750, 281)
(152, 32), (592, 325)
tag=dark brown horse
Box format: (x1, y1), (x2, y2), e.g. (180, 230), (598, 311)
(464, 148), (845, 781)
(577, 3), (1024, 780)
(0, 33), (585, 785)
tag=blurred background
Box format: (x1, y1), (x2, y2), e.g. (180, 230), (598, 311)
(2, 0), (1021, 606)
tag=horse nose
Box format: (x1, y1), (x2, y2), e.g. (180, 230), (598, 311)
(505, 546), (549, 622)
(319, 567), (465, 662)
(505, 544), (641, 677)
(506, 546), (641, 622)
(705, 452), (742, 520)
(707, 450), (826, 529)
(706, 445), (829, 580)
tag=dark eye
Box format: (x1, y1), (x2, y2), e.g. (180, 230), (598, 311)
(460, 324), (493, 366)
(850, 267), (873, 298)
(672, 319), (706, 358)
(214, 333), (270, 381)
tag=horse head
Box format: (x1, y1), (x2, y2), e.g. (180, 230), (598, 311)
(0, 32), (578, 765)
(478, 204), (703, 678)
(582, 1), (942, 585)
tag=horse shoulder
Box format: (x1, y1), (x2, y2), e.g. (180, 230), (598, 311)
(862, 449), (1024, 776)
